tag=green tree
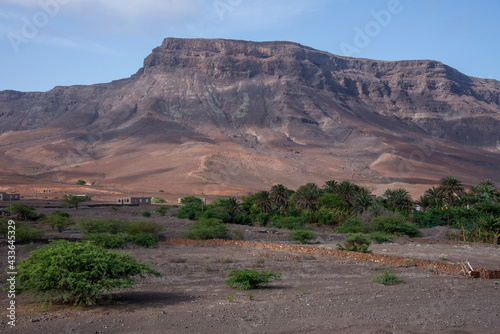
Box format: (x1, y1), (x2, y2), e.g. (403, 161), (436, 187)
(223, 197), (243, 224)
(9, 203), (39, 221)
(384, 189), (413, 213)
(254, 191), (273, 214)
(353, 193), (374, 213)
(292, 184), (321, 211)
(16, 240), (161, 306)
(438, 176), (465, 206)
(44, 212), (75, 232)
(62, 195), (89, 210)
(323, 180), (339, 193)
(270, 184), (289, 211)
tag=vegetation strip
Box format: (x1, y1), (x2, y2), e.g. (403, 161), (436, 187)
(165, 238), (500, 279)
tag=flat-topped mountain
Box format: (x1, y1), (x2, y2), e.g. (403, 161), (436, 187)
(1, 38), (499, 196)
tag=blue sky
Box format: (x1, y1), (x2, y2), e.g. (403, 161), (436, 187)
(1, 0), (499, 92)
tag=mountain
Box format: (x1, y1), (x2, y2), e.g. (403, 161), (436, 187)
(0, 38), (499, 197)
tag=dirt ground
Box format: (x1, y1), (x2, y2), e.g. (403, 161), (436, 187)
(1, 205), (500, 334)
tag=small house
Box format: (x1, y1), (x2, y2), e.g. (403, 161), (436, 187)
(117, 197), (151, 206)
(0, 193), (20, 201)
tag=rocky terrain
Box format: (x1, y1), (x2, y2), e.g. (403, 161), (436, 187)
(1, 38), (499, 197)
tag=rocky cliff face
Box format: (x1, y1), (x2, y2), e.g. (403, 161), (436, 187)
(1, 38), (499, 195)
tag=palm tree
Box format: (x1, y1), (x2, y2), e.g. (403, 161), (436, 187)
(254, 191), (273, 214)
(224, 197), (243, 224)
(438, 176), (465, 206)
(353, 193), (374, 213)
(415, 195), (432, 211)
(337, 181), (360, 203)
(385, 188), (413, 213)
(270, 184), (289, 209)
(323, 180), (339, 193)
(292, 184), (321, 211)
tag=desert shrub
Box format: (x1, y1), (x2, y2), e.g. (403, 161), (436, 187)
(131, 233), (159, 247)
(13, 223), (45, 242)
(78, 218), (130, 235)
(183, 218), (229, 240)
(368, 232), (396, 244)
(231, 229), (245, 240)
(158, 189), (164, 193)
(371, 271), (405, 285)
(154, 205), (170, 216)
(15, 240), (161, 306)
(371, 216), (420, 237)
(109, 206), (118, 211)
(336, 217), (372, 234)
(233, 214), (252, 226)
(336, 233), (372, 253)
(85, 233), (131, 249)
(177, 203), (203, 220)
(180, 196), (204, 206)
(151, 197), (165, 204)
(126, 221), (162, 235)
(9, 203), (39, 221)
(254, 212), (270, 226)
(141, 211), (151, 218)
(44, 213), (75, 233)
(62, 195), (89, 209)
(226, 269), (281, 290)
(75, 180), (86, 185)
(289, 229), (316, 244)
(270, 216), (306, 230)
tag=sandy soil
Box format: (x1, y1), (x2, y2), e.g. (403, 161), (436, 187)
(1, 205), (499, 333)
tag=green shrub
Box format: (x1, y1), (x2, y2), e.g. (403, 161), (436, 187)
(75, 180), (86, 185)
(9, 203), (39, 221)
(131, 232), (159, 247)
(44, 214), (75, 233)
(85, 233), (131, 249)
(50, 210), (71, 218)
(371, 216), (420, 237)
(368, 232), (396, 244)
(177, 203), (203, 220)
(336, 218), (372, 234)
(180, 196), (204, 206)
(109, 206), (118, 211)
(183, 218), (229, 240)
(158, 189), (164, 193)
(226, 269), (281, 290)
(154, 205), (170, 216)
(371, 271), (405, 285)
(289, 229), (316, 244)
(270, 216), (306, 230)
(15, 223), (45, 242)
(233, 214), (252, 226)
(151, 197), (165, 204)
(126, 221), (162, 235)
(141, 211), (151, 218)
(336, 233), (372, 253)
(15, 240), (161, 306)
(255, 213), (270, 226)
(78, 218), (130, 235)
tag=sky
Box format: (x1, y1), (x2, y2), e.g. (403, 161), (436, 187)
(1, 0), (499, 92)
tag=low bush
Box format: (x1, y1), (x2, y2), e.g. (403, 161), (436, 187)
(367, 232), (396, 244)
(12, 223), (45, 242)
(9, 203), (40, 221)
(85, 233), (131, 249)
(44, 214), (75, 233)
(177, 203), (203, 220)
(371, 216), (420, 237)
(289, 229), (316, 244)
(78, 218), (130, 235)
(233, 214), (252, 226)
(126, 221), (162, 235)
(336, 218), (372, 234)
(15, 240), (161, 306)
(270, 216), (306, 230)
(131, 232), (159, 247)
(371, 271), (405, 285)
(336, 233), (372, 253)
(141, 211), (151, 218)
(226, 269), (281, 290)
(183, 218), (229, 240)
(154, 205), (170, 216)
(151, 197), (165, 204)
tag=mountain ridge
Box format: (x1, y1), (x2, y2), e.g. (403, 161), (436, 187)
(0, 38), (499, 196)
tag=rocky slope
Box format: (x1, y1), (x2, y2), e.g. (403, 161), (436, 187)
(0, 38), (499, 196)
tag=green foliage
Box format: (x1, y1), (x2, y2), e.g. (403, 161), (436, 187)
(62, 195), (89, 209)
(151, 196), (165, 204)
(371, 216), (420, 237)
(75, 180), (86, 185)
(141, 211), (151, 218)
(4, 222), (45, 242)
(85, 233), (131, 249)
(44, 212), (75, 232)
(154, 205), (170, 216)
(177, 202), (204, 220)
(130, 232), (159, 247)
(109, 206), (118, 211)
(180, 196), (204, 206)
(336, 233), (372, 253)
(126, 221), (162, 235)
(254, 212), (270, 226)
(183, 218), (229, 240)
(78, 218), (130, 235)
(9, 203), (39, 221)
(371, 271), (405, 285)
(367, 232), (396, 244)
(270, 216), (307, 230)
(158, 189), (165, 193)
(15, 240), (161, 306)
(233, 214), (252, 226)
(336, 218), (372, 233)
(226, 269), (281, 290)
(289, 229), (316, 244)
